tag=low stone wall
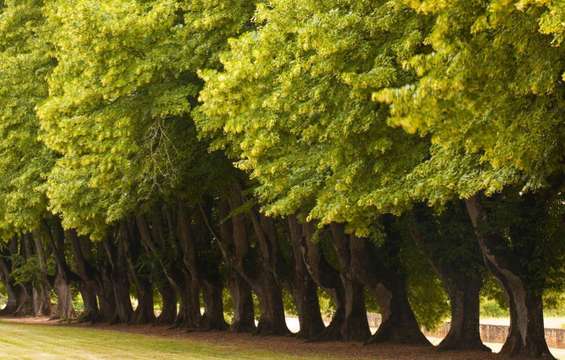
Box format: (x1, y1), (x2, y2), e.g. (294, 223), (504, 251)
(329, 313), (565, 349)
(425, 322), (565, 349)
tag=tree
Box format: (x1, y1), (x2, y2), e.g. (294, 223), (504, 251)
(39, 0), (256, 327)
(0, 0), (61, 317)
(197, 0), (437, 344)
(378, 1), (565, 357)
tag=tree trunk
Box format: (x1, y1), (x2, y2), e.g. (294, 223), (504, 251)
(14, 284), (34, 316)
(30, 232), (52, 316)
(288, 216), (325, 339)
(200, 282), (228, 330)
(97, 262), (118, 322)
(330, 224), (371, 342)
(123, 221), (155, 324)
(248, 210), (290, 336)
(67, 230), (100, 322)
(410, 206), (488, 351)
(437, 275), (488, 351)
(102, 237), (133, 323)
(227, 273), (255, 332)
(254, 278), (289, 336)
(157, 281), (178, 324)
(369, 277), (429, 345)
(180, 271), (201, 329)
(301, 223), (346, 341)
(217, 197), (256, 333)
(176, 202), (232, 331)
(52, 273), (74, 321)
(46, 220), (77, 321)
(0, 243), (19, 315)
(137, 212), (202, 328)
(466, 196), (555, 359)
(131, 277), (155, 324)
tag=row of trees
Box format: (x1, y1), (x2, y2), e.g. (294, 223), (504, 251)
(0, 0), (563, 358)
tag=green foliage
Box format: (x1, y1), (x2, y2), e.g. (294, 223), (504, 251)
(10, 253), (55, 287)
(197, 0), (430, 234)
(401, 231), (450, 331)
(378, 0), (565, 203)
(0, 0), (562, 341)
(0, 0), (54, 238)
(38, 0), (255, 238)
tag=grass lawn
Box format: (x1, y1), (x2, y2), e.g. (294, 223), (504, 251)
(0, 320), (320, 360)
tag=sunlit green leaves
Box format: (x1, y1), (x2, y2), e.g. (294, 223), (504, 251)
(197, 0), (430, 233)
(38, 0), (254, 238)
(0, 0), (54, 237)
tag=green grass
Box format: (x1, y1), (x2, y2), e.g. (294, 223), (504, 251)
(0, 321), (319, 360)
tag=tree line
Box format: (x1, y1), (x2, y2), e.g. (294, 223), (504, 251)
(0, 0), (563, 359)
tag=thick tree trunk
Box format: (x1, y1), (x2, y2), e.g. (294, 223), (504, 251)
(330, 224), (371, 342)
(102, 237), (133, 323)
(14, 284), (34, 316)
(437, 275), (488, 351)
(180, 271), (201, 329)
(157, 281), (177, 324)
(0, 244), (19, 315)
(53, 273), (74, 321)
(67, 230), (100, 322)
(301, 223), (346, 341)
(248, 210), (290, 336)
(221, 187), (289, 335)
(227, 273), (255, 332)
(46, 220), (77, 321)
(254, 278), (289, 336)
(123, 221), (155, 324)
(30, 232), (52, 316)
(288, 216), (325, 339)
(466, 196), (555, 359)
(340, 219), (428, 346)
(137, 213), (201, 328)
(217, 198), (256, 333)
(78, 282), (99, 322)
(410, 206), (488, 351)
(194, 204), (228, 331)
(200, 282), (228, 330)
(97, 263), (118, 322)
(368, 276), (429, 345)
(131, 277), (155, 324)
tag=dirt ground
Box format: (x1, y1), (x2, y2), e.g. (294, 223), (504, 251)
(0, 317), (526, 360)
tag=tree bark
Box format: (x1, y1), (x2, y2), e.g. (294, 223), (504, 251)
(46, 220), (77, 321)
(157, 281), (177, 324)
(329, 224), (371, 342)
(358, 218), (429, 346)
(301, 223), (346, 341)
(217, 198), (256, 333)
(369, 276), (429, 345)
(410, 206), (488, 351)
(30, 232), (52, 316)
(226, 273), (255, 332)
(288, 216), (325, 339)
(437, 275), (488, 351)
(466, 195), (555, 359)
(123, 220), (155, 324)
(67, 229), (100, 322)
(102, 236), (133, 323)
(0, 240), (19, 316)
(248, 209), (290, 336)
(136, 212), (199, 328)
(194, 204), (228, 331)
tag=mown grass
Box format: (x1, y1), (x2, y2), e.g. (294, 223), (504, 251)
(0, 321), (321, 360)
